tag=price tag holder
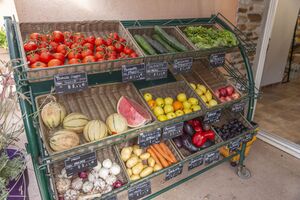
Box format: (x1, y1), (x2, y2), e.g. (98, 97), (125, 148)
(188, 154), (204, 171)
(204, 108), (222, 124)
(146, 61), (168, 80)
(162, 122), (184, 140)
(128, 180), (151, 200)
(209, 53), (225, 67)
(103, 194), (117, 200)
(54, 72), (88, 94)
(242, 133), (253, 143)
(165, 164), (183, 181)
(204, 150), (220, 164)
(64, 151), (97, 176)
(231, 101), (246, 113)
(122, 63), (146, 82)
(138, 128), (161, 148)
(235, 82), (246, 92)
(173, 57), (193, 74)
(228, 137), (242, 151)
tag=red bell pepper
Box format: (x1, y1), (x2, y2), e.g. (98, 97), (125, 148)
(203, 130), (215, 141)
(192, 132), (207, 147)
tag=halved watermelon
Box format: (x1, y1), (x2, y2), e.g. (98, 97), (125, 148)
(117, 96), (152, 128)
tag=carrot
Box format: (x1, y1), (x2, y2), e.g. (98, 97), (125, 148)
(150, 146), (169, 168)
(147, 148), (162, 167)
(152, 144), (174, 163)
(159, 142), (177, 163)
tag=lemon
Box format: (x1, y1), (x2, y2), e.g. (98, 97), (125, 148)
(175, 110), (184, 117)
(143, 93), (152, 101)
(157, 114), (168, 122)
(195, 88), (203, 96)
(205, 91), (213, 102)
(183, 101), (192, 109)
(164, 104), (174, 114)
(183, 108), (193, 114)
(190, 83), (196, 90)
(188, 97), (198, 105)
(164, 97), (174, 105)
(209, 99), (218, 107)
(166, 112), (176, 120)
(153, 106), (164, 116)
(192, 105), (201, 111)
(155, 98), (165, 107)
(197, 84), (207, 93)
(200, 95), (208, 103)
(177, 93), (187, 102)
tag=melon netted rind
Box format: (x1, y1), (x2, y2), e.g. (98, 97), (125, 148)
(41, 101), (66, 129)
(83, 120), (108, 142)
(49, 129), (80, 151)
(63, 113), (89, 134)
(106, 113), (128, 134)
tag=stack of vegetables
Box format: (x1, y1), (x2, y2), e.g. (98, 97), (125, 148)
(183, 26), (238, 49)
(133, 26), (188, 55)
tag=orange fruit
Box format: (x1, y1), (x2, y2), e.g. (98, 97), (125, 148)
(173, 101), (183, 111)
(147, 100), (156, 109)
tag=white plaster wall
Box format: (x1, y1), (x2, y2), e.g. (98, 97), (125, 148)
(13, 0), (238, 24)
(0, 0), (18, 27)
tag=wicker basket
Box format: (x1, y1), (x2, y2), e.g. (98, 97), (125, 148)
(17, 21), (144, 82)
(126, 26), (196, 63)
(35, 82), (155, 156)
(49, 146), (129, 200)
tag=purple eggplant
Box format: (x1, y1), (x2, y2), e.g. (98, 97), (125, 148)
(183, 122), (195, 136)
(181, 135), (198, 152)
(173, 137), (183, 148)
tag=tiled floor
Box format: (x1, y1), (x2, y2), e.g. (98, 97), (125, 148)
(254, 78), (300, 144)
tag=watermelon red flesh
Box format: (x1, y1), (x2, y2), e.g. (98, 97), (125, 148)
(117, 96), (152, 128)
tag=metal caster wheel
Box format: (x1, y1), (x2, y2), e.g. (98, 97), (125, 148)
(237, 165), (251, 179)
(230, 161), (237, 167)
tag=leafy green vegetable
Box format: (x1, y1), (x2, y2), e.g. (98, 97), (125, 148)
(0, 27), (8, 49)
(184, 26), (238, 49)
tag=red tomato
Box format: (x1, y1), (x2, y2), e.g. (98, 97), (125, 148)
(49, 41), (59, 53)
(64, 38), (73, 47)
(41, 34), (50, 42)
(30, 33), (41, 41)
(83, 42), (94, 51)
(119, 52), (128, 59)
(95, 37), (106, 46)
(24, 41), (37, 52)
(26, 53), (40, 65)
(48, 59), (63, 67)
(63, 31), (73, 40)
(130, 52), (138, 58)
(106, 38), (113, 46)
(85, 36), (95, 45)
(109, 32), (119, 40)
(82, 55), (96, 63)
(81, 49), (93, 58)
(53, 53), (65, 62)
(107, 45), (116, 52)
(95, 51), (105, 60)
(39, 52), (54, 63)
(68, 58), (81, 65)
(73, 33), (85, 45)
(96, 46), (105, 52)
(123, 47), (133, 55)
(107, 55), (117, 60)
(56, 44), (68, 55)
(119, 37), (126, 43)
(30, 61), (47, 68)
(38, 41), (48, 49)
(97, 58), (105, 62)
(108, 50), (117, 57)
(52, 31), (64, 43)
(114, 42), (124, 53)
(70, 43), (83, 52)
(67, 51), (82, 60)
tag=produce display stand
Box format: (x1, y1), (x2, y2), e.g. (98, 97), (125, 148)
(4, 13), (259, 200)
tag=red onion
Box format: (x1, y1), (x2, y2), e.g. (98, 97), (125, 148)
(78, 171), (88, 179)
(112, 180), (123, 189)
(58, 195), (64, 200)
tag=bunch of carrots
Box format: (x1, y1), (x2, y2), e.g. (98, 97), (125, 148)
(147, 142), (178, 168)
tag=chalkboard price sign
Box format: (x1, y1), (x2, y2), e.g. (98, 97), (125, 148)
(188, 154), (204, 170)
(122, 63), (146, 82)
(204, 150), (220, 164)
(138, 128), (161, 148)
(146, 61), (168, 80)
(209, 53), (225, 67)
(128, 180), (151, 200)
(54, 72), (88, 94)
(242, 133), (253, 143)
(165, 164), (183, 181)
(162, 122), (184, 140)
(64, 151), (97, 176)
(204, 108), (222, 124)
(173, 57), (193, 74)
(231, 101), (246, 113)
(228, 137), (242, 151)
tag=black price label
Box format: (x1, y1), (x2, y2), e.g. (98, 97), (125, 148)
(64, 151), (97, 176)
(204, 150), (220, 164)
(146, 61), (168, 80)
(138, 128), (161, 148)
(209, 53), (225, 67)
(103, 194), (117, 200)
(54, 72), (88, 94)
(235, 82), (246, 92)
(128, 180), (151, 200)
(173, 57), (193, 74)
(162, 122), (184, 140)
(228, 137), (242, 151)
(204, 109), (222, 124)
(165, 164), (183, 181)
(232, 101), (246, 113)
(122, 63), (146, 82)
(188, 154), (204, 170)
(243, 133), (253, 143)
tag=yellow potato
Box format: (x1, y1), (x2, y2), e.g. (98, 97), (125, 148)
(133, 148), (143, 156)
(132, 163), (144, 175)
(130, 174), (140, 181)
(140, 152), (151, 160)
(140, 167), (154, 178)
(153, 164), (163, 172)
(148, 157), (156, 167)
(127, 168), (132, 176)
(126, 156), (139, 168)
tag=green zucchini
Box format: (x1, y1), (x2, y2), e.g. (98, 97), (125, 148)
(152, 34), (177, 53)
(142, 34), (167, 54)
(154, 25), (188, 52)
(134, 34), (157, 55)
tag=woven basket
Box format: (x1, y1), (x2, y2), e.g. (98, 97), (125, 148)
(35, 82), (155, 156)
(17, 21), (144, 82)
(50, 146), (129, 200)
(126, 26), (196, 63)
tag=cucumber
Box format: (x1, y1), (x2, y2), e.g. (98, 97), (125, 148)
(154, 25), (188, 52)
(142, 34), (167, 54)
(152, 34), (177, 53)
(134, 34), (157, 55)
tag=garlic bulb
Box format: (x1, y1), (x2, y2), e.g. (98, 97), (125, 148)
(109, 163), (121, 176)
(93, 178), (106, 191)
(98, 168), (109, 179)
(93, 161), (102, 172)
(82, 181), (94, 193)
(71, 177), (83, 191)
(56, 178), (71, 194)
(90, 169), (99, 179)
(102, 185), (113, 194)
(58, 168), (71, 179)
(64, 189), (79, 200)
(105, 175), (117, 186)
(88, 172), (97, 183)
(102, 159), (112, 169)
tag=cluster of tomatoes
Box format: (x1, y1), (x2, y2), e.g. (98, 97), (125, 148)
(24, 31), (139, 68)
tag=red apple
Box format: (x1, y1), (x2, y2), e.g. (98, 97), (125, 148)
(220, 97), (226, 103)
(231, 92), (240, 100)
(219, 88), (228, 97)
(226, 85), (234, 96)
(225, 96), (232, 101)
(214, 89), (220, 98)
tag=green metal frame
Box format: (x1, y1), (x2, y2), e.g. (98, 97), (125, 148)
(4, 14), (257, 200)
